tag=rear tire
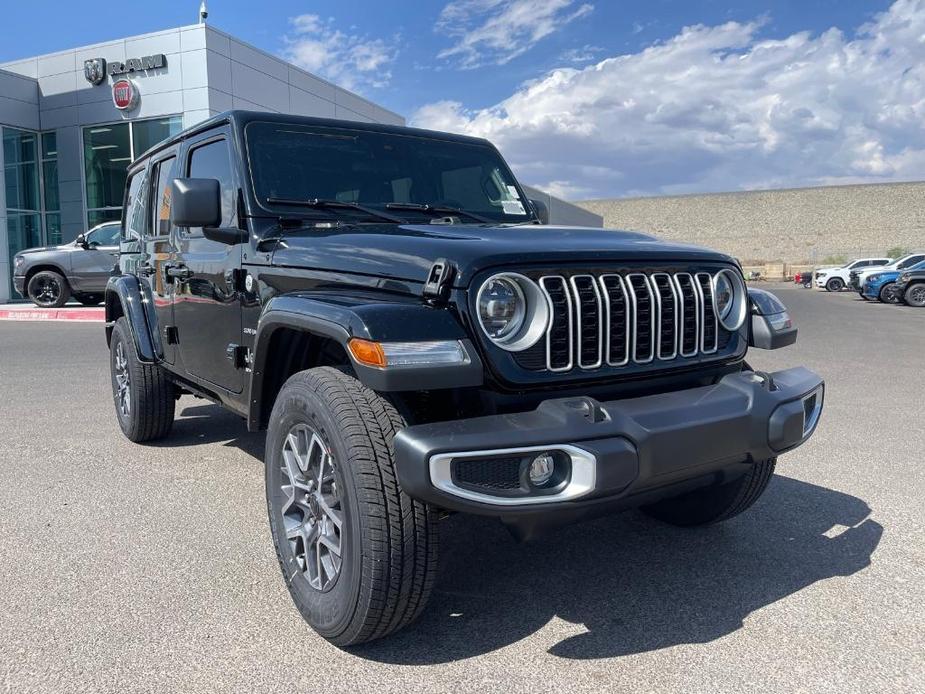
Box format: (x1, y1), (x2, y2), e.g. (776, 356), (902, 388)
(27, 270), (70, 308)
(265, 367), (438, 646)
(905, 283), (925, 307)
(77, 293), (103, 306)
(642, 458), (776, 526)
(825, 277), (844, 292)
(109, 317), (176, 442)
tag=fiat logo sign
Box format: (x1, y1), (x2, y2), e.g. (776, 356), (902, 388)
(112, 79), (138, 110)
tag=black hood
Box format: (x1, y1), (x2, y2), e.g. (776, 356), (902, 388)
(268, 223), (734, 286)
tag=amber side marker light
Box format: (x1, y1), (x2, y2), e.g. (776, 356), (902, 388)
(348, 338), (387, 368)
(348, 338), (470, 368)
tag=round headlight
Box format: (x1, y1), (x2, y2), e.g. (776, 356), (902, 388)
(478, 276), (525, 340)
(713, 269), (747, 331)
(476, 273), (549, 351)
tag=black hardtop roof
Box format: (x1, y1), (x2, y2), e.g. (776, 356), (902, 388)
(132, 110), (492, 165)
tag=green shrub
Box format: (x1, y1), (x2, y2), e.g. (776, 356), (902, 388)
(821, 254), (848, 265)
(886, 246), (908, 259)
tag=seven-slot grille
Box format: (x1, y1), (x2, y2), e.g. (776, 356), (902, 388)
(530, 271), (723, 373)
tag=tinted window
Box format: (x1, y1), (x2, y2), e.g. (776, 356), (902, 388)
(87, 222), (120, 246)
(898, 255), (925, 269)
(124, 169), (148, 240)
(188, 139), (235, 228)
(245, 121), (530, 223)
(152, 157), (176, 237)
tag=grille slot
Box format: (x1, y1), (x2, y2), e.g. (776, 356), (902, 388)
(539, 276), (573, 372)
(626, 274), (655, 363)
(695, 272), (719, 353)
(453, 456), (522, 491)
(524, 269), (731, 373)
(569, 275), (603, 369)
(651, 273), (678, 360)
(674, 273), (700, 357)
(599, 275), (630, 366)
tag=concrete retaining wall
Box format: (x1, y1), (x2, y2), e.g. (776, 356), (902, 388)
(579, 181), (925, 265)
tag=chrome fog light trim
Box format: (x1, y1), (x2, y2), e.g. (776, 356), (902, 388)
(429, 444), (596, 506)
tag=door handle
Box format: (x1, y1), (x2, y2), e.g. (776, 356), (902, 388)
(166, 265), (193, 281)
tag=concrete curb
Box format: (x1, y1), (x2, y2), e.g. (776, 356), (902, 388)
(0, 306), (105, 322)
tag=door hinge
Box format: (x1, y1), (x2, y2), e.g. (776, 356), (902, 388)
(226, 343), (250, 369)
(164, 326), (179, 344)
(423, 258), (456, 305)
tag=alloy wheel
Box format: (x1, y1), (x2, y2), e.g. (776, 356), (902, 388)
(34, 277), (60, 306)
(909, 285), (925, 307)
(113, 341), (131, 417)
(280, 424), (344, 592)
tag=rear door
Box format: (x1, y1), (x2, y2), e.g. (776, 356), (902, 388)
(170, 127), (244, 393)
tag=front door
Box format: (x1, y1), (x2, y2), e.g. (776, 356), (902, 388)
(71, 222), (121, 292)
(170, 128), (244, 394)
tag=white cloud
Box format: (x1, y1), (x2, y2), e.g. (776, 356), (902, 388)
(559, 44), (603, 64)
(282, 14), (399, 93)
(413, 0), (925, 199)
(436, 0), (594, 69)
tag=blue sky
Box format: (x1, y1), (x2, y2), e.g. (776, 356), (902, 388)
(4, 1), (920, 199)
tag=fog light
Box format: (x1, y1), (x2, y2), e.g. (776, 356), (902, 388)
(528, 453), (556, 486)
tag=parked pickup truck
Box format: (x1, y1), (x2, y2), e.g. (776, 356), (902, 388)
(105, 111), (824, 646)
(13, 221), (120, 307)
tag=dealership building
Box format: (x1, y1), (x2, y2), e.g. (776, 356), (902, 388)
(0, 22), (601, 303)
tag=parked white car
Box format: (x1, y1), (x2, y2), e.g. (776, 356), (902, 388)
(815, 257), (892, 291)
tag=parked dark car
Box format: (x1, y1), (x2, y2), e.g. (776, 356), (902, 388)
(13, 221), (121, 307)
(105, 111), (823, 646)
(894, 267), (925, 307)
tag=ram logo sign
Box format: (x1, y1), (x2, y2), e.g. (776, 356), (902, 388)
(108, 54), (167, 77)
(83, 58), (107, 86)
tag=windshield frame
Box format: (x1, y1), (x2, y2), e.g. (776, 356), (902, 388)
(242, 120), (538, 226)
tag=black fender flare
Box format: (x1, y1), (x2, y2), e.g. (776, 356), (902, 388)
(104, 275), (162, 363)
(247, 292), (483, 430)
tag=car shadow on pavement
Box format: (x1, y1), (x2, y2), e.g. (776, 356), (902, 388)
(354, 475), (882, 663)
(148, 403), (266, 460)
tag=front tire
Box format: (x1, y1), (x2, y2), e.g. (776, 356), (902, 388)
(905, 283), (925, 307)
(642, 458), (776, 526)
(825, 277), (844, 292)
(265, 367), (438, 647)
(27, 270), (70, 308)
(109, 317), (176, 442)
(879, 283), (899, 304)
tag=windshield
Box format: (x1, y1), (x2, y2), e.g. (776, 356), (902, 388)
(245, 121), (533, 224)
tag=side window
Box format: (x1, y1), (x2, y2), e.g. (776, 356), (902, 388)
(187, 138), (235, 232)
(151, 156), (177, 238)
(124, 169), (149, 240)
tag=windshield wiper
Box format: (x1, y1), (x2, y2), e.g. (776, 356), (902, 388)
(266, 197), (405, 224)
(385, 202), (494, 224)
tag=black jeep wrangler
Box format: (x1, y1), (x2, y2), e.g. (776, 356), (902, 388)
(106, 111), (824, 646)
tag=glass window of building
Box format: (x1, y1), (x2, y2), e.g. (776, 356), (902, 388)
(83, 117), (182, 228)
(132, 117), (182, 158)
(41, 132), (61, 244)
(84, 123), (130, 227)
(3, 127), (42, 297)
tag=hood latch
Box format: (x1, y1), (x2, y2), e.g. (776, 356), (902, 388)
(423, 258), (456, 305)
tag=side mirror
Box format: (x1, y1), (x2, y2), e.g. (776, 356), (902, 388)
(75, 233), (88, 248)
(170, 178), (222, 228)
(529, 198), (550, 225)
(748, 288), (797, 350)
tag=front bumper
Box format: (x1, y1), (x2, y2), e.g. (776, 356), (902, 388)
(394, 367), (824, 525)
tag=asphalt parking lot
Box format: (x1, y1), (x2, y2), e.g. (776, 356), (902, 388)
(1, 285), (922, 693)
